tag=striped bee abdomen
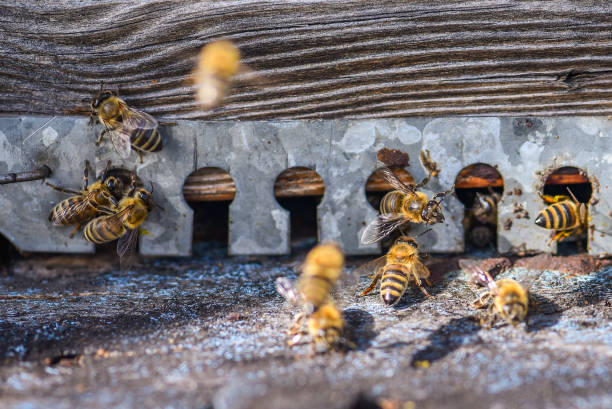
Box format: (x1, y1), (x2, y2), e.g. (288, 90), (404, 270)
(49, 197), (94, 225)
(84, 214), (125, 244)
(535, 201), (577, 230)
(380, 266), (409, 306)
(130, 128), (163, 152)
(380, 190), (405, 214)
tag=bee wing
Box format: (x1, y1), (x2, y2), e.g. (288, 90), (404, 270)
(109, 130), (132, 159)
(117, 227), (139, 271)
(410, 259), (431, 281)
(361, 213), (407, 244)
(458, 259), (496, 291)
(350, 256), (387, 280)
(376, 163), (416, 195)
(122, 106), (159, 130)
(275, 277), (300, 305)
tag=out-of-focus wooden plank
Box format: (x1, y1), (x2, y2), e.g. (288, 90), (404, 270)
(1, 1), (611, 119)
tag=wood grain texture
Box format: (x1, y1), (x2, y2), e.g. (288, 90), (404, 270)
(1, 1), (611, 119)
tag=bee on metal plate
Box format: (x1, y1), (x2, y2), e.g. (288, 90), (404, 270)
(534, 188), (588, 245)
(47, 160), (119, 237)
(84, 186), (154, 268)
(356, 235), (432, 306)
(459, 259), (530, 326)
(90, 89), (163, 163)
(361, 164), (454, 245)
(192, 40), (244, 109)
(275, 243), (352, 352)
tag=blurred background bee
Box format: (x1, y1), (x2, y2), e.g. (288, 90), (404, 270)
(463, 189), (501, 249)
(90, 89), (163, 163)
(47, 160), (119, 237)
(361, 164), (454, 245)
(84, 186), (154, 269)
(192, 40), (260, 109)
(275, 243), (352, 352)
(535, 188), (588, 246)
(355, 235), (432, 307)
(459, 259), (530, 326)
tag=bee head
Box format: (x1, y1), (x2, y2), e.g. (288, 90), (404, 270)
(91, 90), (116, 110)
(422, 200), (444, 224)
(132, 187), (155, 212)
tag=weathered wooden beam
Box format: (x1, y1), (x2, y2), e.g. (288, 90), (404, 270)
(1, 1), (611, 119)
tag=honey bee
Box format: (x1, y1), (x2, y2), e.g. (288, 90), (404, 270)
(535, 189), (588, 245)
(47, 160), (119, 237)
(356, 236), (432, 306)
(459, 259), (529, 326)
(90, 89), (163, 163)
(192, 40), (243, 109)
(361, 164), (454, 244)
(83, 186), (154, 267)
(463, 189), (501, 248)
(275, 243), (352, 352)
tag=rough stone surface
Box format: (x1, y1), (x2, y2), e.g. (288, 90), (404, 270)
(1, 117), (611, 256)
(0, 244), (611, 409)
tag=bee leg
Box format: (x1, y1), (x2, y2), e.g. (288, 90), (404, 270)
(287, 312), (307, 336)
(547, 230), (572, 246)
(96, 129), (108, 146)
(417, 282), (433, 298)
(137, 151), (144, 164)
(82, 160), (90, 191)
(68, 223), (82, 239)
(424, 278), (432, 287)
(359, 272), (381, 296)
(538, 193), (568, 204)
(414, 174), (431, 190)
(45, 181), (80, 195)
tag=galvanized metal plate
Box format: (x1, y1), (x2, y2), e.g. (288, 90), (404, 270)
(0, 117), (610, 256)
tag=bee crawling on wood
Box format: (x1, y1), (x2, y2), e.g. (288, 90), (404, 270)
(361, 162), (454, 245)
(275, 243), (354, 353)
(355, 235), (433, 307)
(459, 259), (533, 327)
(90, 87), (166, 163)
(84, 183), (154, 269)
(535, 188), (589, 246)
(47, 160), (119, 237)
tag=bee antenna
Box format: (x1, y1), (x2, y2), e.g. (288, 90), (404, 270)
(566, 187), (580, 203)
(417, 228), (433, 238)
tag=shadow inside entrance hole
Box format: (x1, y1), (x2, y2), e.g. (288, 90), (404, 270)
(526, 292), (562, 333)
(410, 316), (481, 367)
(343, 308), (377, 351)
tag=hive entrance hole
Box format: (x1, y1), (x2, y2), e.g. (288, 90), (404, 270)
(0, 233), (18, 274)
(454, 164), (504, 252)
(274, 167), (324, 250)
(365, 167), (415, 249)
(541, 166), (592, 254)
(183, 167), (236, 251)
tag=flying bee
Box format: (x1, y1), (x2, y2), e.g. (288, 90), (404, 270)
(535, 188), (589, 245)
(47, 160), (119, 237)
(90, 89), (163, 163)
(84, 186), (154, 268)
(356, 235), (432, 306)
(459, 259), (530, 326)
(275, 243), (352, 352)
(192, 40), (245, 109)
(361, 164), (454, 244)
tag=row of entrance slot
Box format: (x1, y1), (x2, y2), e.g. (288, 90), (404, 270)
(182, 165), (593, 253)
